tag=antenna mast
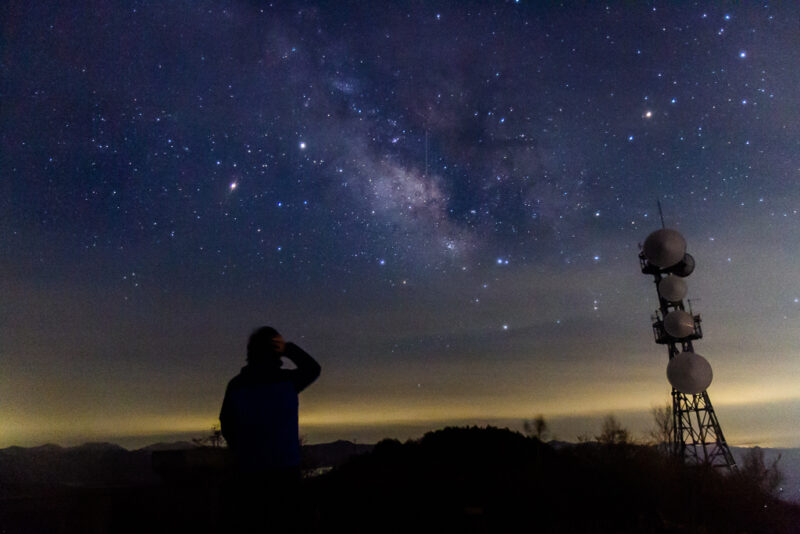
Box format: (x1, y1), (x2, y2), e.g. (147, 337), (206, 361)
(638, 229), (736, 470)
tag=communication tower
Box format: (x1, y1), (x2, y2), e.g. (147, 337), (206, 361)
(639, 227), (736, 470)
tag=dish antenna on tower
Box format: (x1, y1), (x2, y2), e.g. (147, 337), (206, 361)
(638, 210), (736, 470)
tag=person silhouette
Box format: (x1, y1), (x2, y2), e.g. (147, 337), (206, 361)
(219, 326), (321, 531)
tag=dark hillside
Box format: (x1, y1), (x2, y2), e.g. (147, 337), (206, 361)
(305, 426), (800, 533)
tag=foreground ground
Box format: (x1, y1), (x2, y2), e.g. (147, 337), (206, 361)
(2, 427), (799, 533)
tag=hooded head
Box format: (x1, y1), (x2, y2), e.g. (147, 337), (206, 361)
(246, 326), (284, 365)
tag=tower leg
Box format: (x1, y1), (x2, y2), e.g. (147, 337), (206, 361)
(671, 388), (736, 470)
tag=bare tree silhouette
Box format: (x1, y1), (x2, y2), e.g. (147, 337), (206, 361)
(596, 415), (631, 445)
(523, 414), (550, 441)
(648, 403), (673, 454)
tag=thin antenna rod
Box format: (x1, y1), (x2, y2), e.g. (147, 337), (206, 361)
(657, 199), (666, 229)
(424, 130), (429, 178)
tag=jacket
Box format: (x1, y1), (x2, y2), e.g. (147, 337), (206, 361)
(219, 342), (320, 470)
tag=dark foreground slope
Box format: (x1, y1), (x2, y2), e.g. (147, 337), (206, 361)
(2, 427), (799, 533)
(305, 426), (800, 533)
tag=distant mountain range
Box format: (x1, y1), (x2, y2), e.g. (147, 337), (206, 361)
(0, 442), (156, 496)
(0, 439), (374, 498)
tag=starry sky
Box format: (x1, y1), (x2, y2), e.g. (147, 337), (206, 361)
(3, 1), (800, 449)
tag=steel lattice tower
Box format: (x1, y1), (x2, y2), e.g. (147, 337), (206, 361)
(640, 247), (736, 470)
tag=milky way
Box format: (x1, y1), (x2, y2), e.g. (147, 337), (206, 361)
(3, 2), (800, 447)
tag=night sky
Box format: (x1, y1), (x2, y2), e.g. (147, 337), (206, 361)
(3, 2), (800, 449)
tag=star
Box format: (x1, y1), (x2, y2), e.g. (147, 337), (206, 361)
(5, 0), (800, 452)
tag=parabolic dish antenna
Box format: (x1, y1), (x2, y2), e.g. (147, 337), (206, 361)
(642, 229), (686, 268)
(658, 276), (687, 303)
(663, 310), (695, 338)
(667, 351), (713, 394)
(672, 253), (695, 278)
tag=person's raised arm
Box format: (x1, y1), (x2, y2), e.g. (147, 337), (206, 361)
(284, 342), (321, 392)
